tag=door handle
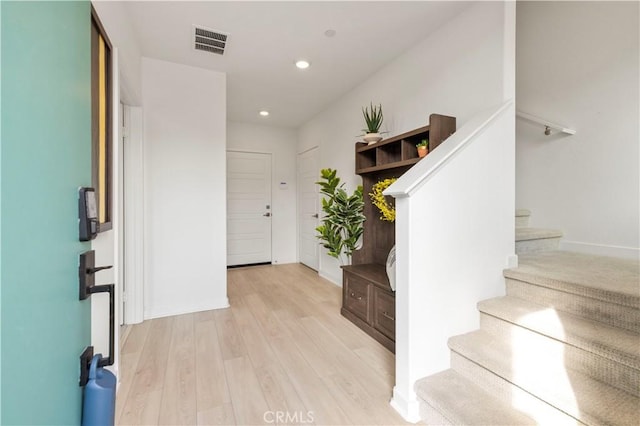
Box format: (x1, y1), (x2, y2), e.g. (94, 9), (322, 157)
(312, 213), (319, 218)
(78, 250), (115, 368)
(263, 212), (271, 217)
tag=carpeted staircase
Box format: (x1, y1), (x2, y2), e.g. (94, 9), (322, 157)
(415, 210), (640, 425)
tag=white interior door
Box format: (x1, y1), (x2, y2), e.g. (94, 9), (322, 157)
(298, 147), (319, 270)
(227, 151), (272, 266)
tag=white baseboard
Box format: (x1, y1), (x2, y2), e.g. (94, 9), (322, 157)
(390, 386), (421, 423)
(318, 270), (342, 287)
(559, 240), (639, 260)
(144, 297), (230, 320)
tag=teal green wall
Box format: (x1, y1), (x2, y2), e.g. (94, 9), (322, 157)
(1, 1), (92, 424)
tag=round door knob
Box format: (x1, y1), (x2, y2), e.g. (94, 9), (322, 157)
(312, 213), (319, 218)
(263, 212), (271, 217)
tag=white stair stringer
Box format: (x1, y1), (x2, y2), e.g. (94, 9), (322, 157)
(448, 330), (640, 426)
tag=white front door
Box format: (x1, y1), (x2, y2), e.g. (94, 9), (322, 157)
(297, 147), (319, 270)
(227, 151), (272, 266)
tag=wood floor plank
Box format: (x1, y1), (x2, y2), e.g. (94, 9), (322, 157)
(121, 319), (151, 355)
(120, 324), (133, 351)
(321, 373), (381, 425)
(158, 314), (197, 425)
(231, 295), (310, 415)
(242, 293), (286, 340)
(213, 308), (247, 360)
(312, 300), (377, 350)
(119, 390), (163, 426)
(197, 403), (236, 426)
(119, 317), (173, 425)
(115, 352), (143, 423)
(116, 320), (152, 423)
(193, 309), (216, 323)
(354, 345), (396, 386)
(117, 264), (409, 426)
(224, 356), (271, 425)
(273, 309), (338, 378)
(195, 317), (230, 412)
(267, 321), (352, 425)
(229, 296), (275, 370)
(300, 316), (393, 396)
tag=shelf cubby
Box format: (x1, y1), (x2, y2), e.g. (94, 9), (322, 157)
(355, 113), (456, 175)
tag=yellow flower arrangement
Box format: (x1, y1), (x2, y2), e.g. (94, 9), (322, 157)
(370, 178), (397, 222)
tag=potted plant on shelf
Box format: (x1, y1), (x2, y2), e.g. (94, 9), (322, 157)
(362, 102), (384, 144)
(416, 139), (429, 158)
(315, 168), (366, 266)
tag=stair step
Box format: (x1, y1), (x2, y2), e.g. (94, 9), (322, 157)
(479, 296), (640, 371)
(449, 330), (640, 425)
(515, 227), (563, 241)
(505, 251), (640, 332)
(506, 251), (639, 308)
(415, 370), (537, 426)
(507, 278), (640, 333)
(479, 297), (640, 396)
(450, 352), (581, 425)
(515, 228), (562, 254)
(515, 209), (531, 228)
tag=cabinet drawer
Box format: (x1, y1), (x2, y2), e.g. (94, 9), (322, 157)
(373, 289), (395, 340)
(344, 274), (371, 322)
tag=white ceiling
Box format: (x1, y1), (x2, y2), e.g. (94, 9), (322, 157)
(123, 1), (471, 128)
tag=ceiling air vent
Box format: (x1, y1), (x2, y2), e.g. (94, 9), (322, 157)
(193, 25), (229, 55)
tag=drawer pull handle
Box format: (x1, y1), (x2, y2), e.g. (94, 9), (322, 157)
(382, 311), (395, 321)
(350, 292), (363, 301)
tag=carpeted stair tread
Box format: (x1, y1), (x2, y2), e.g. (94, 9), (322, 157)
(515, 209), (531, 217)
(515, 227), (563, 241)
(505, 251), (640, 308)
(449, 330), (640, 425)
(415, 369), (537, 426)
(479, 296), (640, 370)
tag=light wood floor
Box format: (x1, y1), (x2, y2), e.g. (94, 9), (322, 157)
(116, 263), (408, 425)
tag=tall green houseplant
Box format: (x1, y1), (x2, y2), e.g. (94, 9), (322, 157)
(316, 168), (366, 265)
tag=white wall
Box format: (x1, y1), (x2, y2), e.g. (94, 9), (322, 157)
(298, 1), (508, 284)
(227, 122), (298, 265)
(516, 1), (639, 259)
(92, 0), (142, 104)
(142, 57), (228, 319)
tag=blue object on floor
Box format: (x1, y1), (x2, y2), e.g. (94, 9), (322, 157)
(82, 354), (116, 426)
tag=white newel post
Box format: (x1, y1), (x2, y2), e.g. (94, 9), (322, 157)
(390, 196), (421, 422)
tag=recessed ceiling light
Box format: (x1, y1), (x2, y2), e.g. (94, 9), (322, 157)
(259, 110), (269, 117)
(295, 60), (310, 69)
(324, 29), (336, 38)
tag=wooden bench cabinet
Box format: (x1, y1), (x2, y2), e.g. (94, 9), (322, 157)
(341, 113), (456, 353)
(341, 264), (395, 352)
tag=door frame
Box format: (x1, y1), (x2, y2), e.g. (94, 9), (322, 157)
(296, 146), (320, 270)
(226, 149), (274, 266)
(122, 104), (144, 324)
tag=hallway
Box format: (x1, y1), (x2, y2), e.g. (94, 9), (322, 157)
(116, 264), (407, 425)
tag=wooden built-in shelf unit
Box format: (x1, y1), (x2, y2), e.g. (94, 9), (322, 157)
(342, 113), (456, 352)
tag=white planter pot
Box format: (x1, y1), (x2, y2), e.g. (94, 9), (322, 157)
(363, 133), (383, 144)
